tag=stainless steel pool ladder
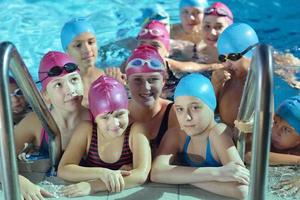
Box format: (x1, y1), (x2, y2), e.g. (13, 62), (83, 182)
(0, 41), (62, 200)
(236, 44), (273, 200)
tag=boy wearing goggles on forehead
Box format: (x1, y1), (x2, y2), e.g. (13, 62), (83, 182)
(211, 23), (259, 128)
(166, 2), (233, 78)
(61, 17), (125, 107)
(8, 76), (32, 125)
(14, 51), (92, 200)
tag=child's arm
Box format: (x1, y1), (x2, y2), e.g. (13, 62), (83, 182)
(245, 151), (300, 166)
(165, 58), (223, 74)
(14, 112), (40, 154)
(151, 127), (248, 184)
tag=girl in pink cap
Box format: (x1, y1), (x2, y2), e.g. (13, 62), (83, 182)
(14, 51), (91, 199)
(166, 2), (233, 76)
(125, 44), (179, 156)
(58, 75), (151, 197)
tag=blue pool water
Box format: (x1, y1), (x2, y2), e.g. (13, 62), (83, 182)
(0, 0), (299, 107)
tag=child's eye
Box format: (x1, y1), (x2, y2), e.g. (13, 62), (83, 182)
(100, 116), (109, 120)
(71, 77), (79, 83)
(54, 82), (62, 88)
(283, 127), (291, 134)
(74, 43), (81, 48)
(176, 107), (183, 112)
(191, 106), (200, 111)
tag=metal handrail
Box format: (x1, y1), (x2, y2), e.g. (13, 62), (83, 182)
(0, 42), (62, 199)
(236, 44), (273, 200)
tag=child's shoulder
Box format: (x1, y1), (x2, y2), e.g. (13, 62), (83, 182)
(209, 123), (231, 140)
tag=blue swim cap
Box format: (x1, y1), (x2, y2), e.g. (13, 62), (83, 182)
(179, 0), (208, 10)
(217, 23), (259, 58)
(60, 17), (96, 51)
(174, 73), (216, 111)
(276, 96), (300, 135)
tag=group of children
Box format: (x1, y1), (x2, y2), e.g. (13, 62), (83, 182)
(6, 0), (300, 199)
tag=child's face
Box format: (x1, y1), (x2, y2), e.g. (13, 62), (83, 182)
(272, 115), (300, 150)
(67, 32), (98, 69)
(9, 83), (26, 114)
(95, 109), (129, 138)
(44, 72), (83, 111)
(175, 96), (214, 136)
(128, 72), (164, 108)
(202, 15), (230, 47)
(180, 7), (204, 34)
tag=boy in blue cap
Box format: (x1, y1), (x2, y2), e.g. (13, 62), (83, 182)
(212, 23), (259, 128)
(61, 17), (125, 107)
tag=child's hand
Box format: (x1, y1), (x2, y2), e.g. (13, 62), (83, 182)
(217, 162), (250, 185)
(211, 69), (231, 90)
(60, 182), (91, 198)
(20, 176), (53, 200)
(105, 67), (126, 85)
(99, 169), (131, 193)
(234, 119), (254, 133)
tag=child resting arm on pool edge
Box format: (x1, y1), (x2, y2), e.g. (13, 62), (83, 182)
(57, 75), (151, 197)
(151, 73), (249, 199)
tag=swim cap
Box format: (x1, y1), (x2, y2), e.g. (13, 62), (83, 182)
(276, 96), (300, 135)
(179, 0), (208, 10)
(89, 75), (128, 119)
(204, 2), (233, 24)
(125, 44), (165, 77)
(138, 20), (170, 51)
(142, 4), (170, 26)
(217, 23), (259, 58)
(174, 73), (216, 111)
(60, 17), (95, 51)
(38, 51), (79, 91)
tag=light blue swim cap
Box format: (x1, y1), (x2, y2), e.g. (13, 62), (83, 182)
(60, 17), (96, 51)
(276, 96), (300, 135)
(174, 73), (216, 111)
(217, 23), (259, 58)
(179, 0), (208, 10)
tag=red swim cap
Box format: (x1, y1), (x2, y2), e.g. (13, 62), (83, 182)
(88, 75), (128, 119)
(38, 51), (79, 91)
(138, 20), (170, 51)
(125, 44), (165, 77)
(204, 2), (233, 24)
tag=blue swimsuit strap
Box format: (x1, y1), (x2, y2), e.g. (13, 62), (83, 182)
(183, 135), (221, 167)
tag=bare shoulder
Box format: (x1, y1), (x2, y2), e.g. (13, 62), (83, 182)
(209, 123), (230, 140)
(15, 112), (42, 131)
(130, 122), (148, 136)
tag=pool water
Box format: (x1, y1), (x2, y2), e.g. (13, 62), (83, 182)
(1, 0), (300, 199)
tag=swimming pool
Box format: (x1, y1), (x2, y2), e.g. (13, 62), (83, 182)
(0, 0), (300, 199)
(1, 0), (299, 107)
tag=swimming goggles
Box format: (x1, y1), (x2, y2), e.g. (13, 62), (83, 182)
(37, 63), (78, 83)
(204, 7), (232, 20)
(218, 43), (259, 63)
(139, 28), (163, 37)
(127, 58), (164, 70)
(10, 88), (23, 97)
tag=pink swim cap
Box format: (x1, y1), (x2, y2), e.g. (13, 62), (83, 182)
(89, 75), (128, 119)
(125, 44), (165, 77)
(137, 20), (170, 51)
(204, 2), (233, 24)
(38, 51), (79, 91)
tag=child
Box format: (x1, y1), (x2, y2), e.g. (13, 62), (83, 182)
(243, 96), (300, 165)
(151, 73), (249, 199)
(9, 76), (31, 125)
(61, 17), (125, 106)
(58, 75), (151, 197)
